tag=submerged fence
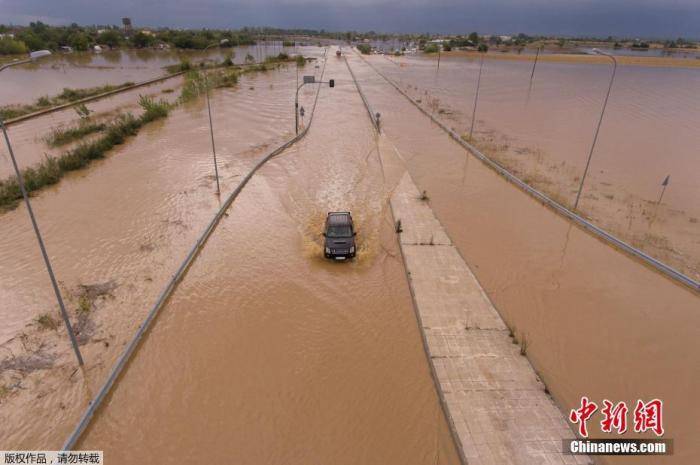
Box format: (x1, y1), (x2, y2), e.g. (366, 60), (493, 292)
(62, 51), (329, 450)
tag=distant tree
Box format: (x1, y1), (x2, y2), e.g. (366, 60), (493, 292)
(423, 43), (439, 53)
(0, 37), (29, 55)
(99, 30), (122, 48)
(478, 43), (489, 52)
(442, 43), (452, 51)
(131, 32), (154, 48)
(468, 32), (479, 43)
(15, 30), (47, 51)
(245, 53), (255, 63)
(357, 44), (372, 54)
(68, 32), (90, 51)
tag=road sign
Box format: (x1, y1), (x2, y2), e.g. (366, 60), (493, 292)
(303, 75), (315, 84)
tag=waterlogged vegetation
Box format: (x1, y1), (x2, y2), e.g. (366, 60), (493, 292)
(357, 44), (372, 55)
(0, 82), (136, 120)
(0, 51), (304, 211)
(0, 96), (170, 211)
(45, 121), (107, 147)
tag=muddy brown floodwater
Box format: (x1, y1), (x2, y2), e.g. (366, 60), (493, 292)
(77, 53), (460, 464)
(0, 45), (323, 106)
(373, 53), (700, 281)
(348, 52), (700, 465)
(0, 60), (331, 447)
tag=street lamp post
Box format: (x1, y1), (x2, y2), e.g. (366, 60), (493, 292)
(295, 74), (334, 135)
(202, 39), (229, 195)
(529, 45), (542, 84)
(469, 51), (485, 140)
(573, 48), (617, 211)
(0, 50), (84, 366)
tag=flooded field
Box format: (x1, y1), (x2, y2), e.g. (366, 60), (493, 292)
(0, 77), (183, 178)
(0, 60), (323, 446)
(77, 53), (459, 464)
(347, 52), (700, 465)
(371, 52), (700, 280)
(1, 37), (697, 464)
(0, 45), (321, 106)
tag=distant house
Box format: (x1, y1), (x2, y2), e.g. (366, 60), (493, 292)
(93, 45), (103, 53)
(59, 46), (73, 53)
(140, 29), (155, 36)
(0, 33), (15, 39)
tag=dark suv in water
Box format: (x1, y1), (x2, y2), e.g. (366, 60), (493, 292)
(323, 212), (356, 260)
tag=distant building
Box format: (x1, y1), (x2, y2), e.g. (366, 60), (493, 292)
(122, 17), (132, 33)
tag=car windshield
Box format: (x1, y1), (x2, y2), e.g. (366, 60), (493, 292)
(327, 225), (352, 238)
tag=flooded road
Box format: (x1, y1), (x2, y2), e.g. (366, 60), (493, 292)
(0, 61), (328, 447)
(372, 53), (700, 279)
(348, 52), (700, 465)
(76, 53), (460, 463)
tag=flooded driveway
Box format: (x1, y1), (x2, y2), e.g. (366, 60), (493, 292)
(348, 52), (700, 465)
(76, 53), (460, 464)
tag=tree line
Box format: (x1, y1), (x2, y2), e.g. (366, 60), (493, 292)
(0, 22), (257, 54)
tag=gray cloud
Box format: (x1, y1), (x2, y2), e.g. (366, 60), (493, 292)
(1, 0), (698, 38)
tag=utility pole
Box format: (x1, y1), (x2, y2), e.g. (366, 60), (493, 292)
(574, 48), (617, 211)
(530, 45), (542, 84)
(469, 51), (485, 140)
(202, 39), (229, 195)
(1, 50), (84, 366)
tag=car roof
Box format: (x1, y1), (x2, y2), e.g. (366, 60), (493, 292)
(327, 212), (352, 225)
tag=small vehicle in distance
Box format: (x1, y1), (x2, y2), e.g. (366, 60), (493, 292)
(336, 50), (342, 57)
(323, 212), (356, 260)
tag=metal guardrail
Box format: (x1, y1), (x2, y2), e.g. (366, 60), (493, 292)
(62, 52), (329, 450)
(343, 56), (380, 131)
(3, 72), (186, 126)
(355, 52), (699, 293)
(3, 59), (299, 127)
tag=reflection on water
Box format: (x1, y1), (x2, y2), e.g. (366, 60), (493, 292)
(349, 52), (700, 465)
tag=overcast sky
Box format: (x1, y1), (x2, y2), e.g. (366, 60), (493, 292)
(2, 0), (698, 38)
